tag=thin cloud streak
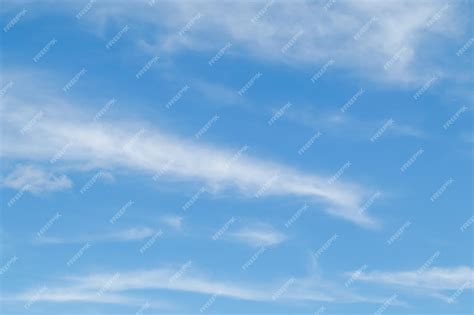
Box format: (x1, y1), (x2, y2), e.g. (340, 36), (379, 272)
(21, 0), (466, 85)
(34, 227), (157, 245)
(1, 99), (378, 227)
(5, 267), (393, 306)
(356, 266), (474, 291)
(2, 164), (72, 193)
(228, 223), (287, 247)
(1, 1), (467, 85)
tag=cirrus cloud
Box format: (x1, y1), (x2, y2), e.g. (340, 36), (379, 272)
(2, 164), (72, 194)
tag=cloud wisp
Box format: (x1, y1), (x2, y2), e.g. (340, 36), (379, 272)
(4, 266), (395, 307)
(228, 223), (287, 247)
(356, 266), (474, 291)
(34, 227), (158, 245)
(2, 164), (72, 193)
(1, 98), (378, 227)
(161, 215), (183, 230)
(18, 0), (467, 85)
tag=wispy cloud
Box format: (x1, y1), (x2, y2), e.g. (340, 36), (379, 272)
(12, 289), (139, 305)
(35, 227), (157, 245)
(284, 107), (424, 141)
(229, 223), (286, 247)
(107, 227), (157, 241)
(14, 0), (467, 85)
(5, 287), (172, 310)
(161, 215), (183, 230)
(1, 97), (378, 227)
(2, 164), (72, 193)
(356, 266), (474, 291)
(191, 79), (244, 107)
(5, 266), (392, 307)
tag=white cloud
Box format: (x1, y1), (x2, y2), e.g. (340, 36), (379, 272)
(21, 0), (465, 85)
(2, 164), (72, 193)
(191, 79), (245, 107)
(14, 289), (138, 305)
(1, 1), (467, 85)
(390, 124), (425, 139)
(161, 215), (183, 230)
(356, 266), (474, 291)
(107, 227), (156, 241)
(284, 107), (424, 140)
(1, 98), (378, 227)
(5, 266), (391, 306)
(5, 287), (172, 310)
(35, 227), (157, 244)
(229, 223), (286, 247)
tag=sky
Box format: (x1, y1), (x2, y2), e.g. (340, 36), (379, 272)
(0, 0), (473, 314)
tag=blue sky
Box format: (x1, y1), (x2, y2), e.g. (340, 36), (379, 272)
(0, 0), (473, 314)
